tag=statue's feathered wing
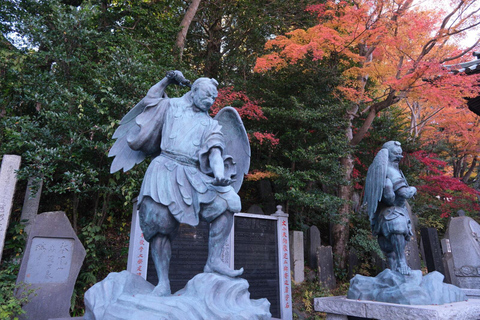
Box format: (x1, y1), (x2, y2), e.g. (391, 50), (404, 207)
(363, 148), (388, 230)
(108, 98), (153, 174)
(214, 107), (251, 193)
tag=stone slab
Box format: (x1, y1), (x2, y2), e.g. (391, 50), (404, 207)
(20, 176), (43, 235)
(0, 154), (21, 262)
(16, 211), (86, 320)
(306, 226), (321, 270)
(463, 288), (480, 299)
(421, 227), (445, 275)
(317, 246), (336, 290)
(289, 230), (304, 283)
(314, 296), (480, 320)
(445, 216), (480, 289)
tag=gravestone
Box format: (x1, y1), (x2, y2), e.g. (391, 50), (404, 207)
(247, 204), (265, 215)
(445, 215), (480, 289)
(289, 230), (304, 283)
(306, 225), (321, 270)
(405, 203), (422, 270)
(440, 238), (458, 285)
(317, 245), (336, 290)
(0, 154), (21, 262)
(20, 176), (43, 235)
(348, 249), (359, 279)
(420, 227), (445, 275)
(16, 211), (86, 320)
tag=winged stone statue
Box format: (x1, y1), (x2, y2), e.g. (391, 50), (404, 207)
(109, 70), (250, 295)
(363, 141), (417, 275)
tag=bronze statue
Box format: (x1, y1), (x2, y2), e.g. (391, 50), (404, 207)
(108, 71), (250, 295)
(363, 141), (416, 275)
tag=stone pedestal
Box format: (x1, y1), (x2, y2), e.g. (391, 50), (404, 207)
(314, 296), (480, 320)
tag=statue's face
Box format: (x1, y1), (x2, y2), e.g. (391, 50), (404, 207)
(388, 145), (403, 163)
(193, 84), (218, 112)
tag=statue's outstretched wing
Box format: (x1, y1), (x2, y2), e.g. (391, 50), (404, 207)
(109, 98), (153, 174)
(214, 107), (251, 193)
(363, 148), (388, 228)
(109, 70), (191, 174)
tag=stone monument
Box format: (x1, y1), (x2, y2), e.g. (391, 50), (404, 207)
(16, 211), (86, 320)
(0, 154), (21, 262)
(445, 214), (480, 289)
(84, 71), (271, 319)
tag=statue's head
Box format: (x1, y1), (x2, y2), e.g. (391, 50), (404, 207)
(382, 141), (403, 163)
(191, 77), (218, 112)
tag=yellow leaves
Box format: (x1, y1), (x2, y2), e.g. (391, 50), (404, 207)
(246, 170), (278, 182)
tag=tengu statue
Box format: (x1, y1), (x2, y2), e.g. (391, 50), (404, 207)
(363, 141), (417, 275)
(108, 71), (250, 295)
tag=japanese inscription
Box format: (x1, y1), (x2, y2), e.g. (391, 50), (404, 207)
(24, 237), (74, 284)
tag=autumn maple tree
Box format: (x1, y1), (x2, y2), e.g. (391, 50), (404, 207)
(255, 0), (480, 268)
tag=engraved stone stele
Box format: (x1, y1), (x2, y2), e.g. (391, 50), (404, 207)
(317, 246), (336, 290)
(420, 227), (445, 275)
(20, 176), (43, 235)
(445, 215), (480, 289)
(0, 154), (21, 262)
(289, 230), (304, 283)
(16, 211), (86, 320)
(306, 225), (321, 270)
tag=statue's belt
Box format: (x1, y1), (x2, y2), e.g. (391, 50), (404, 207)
(160, 151), (199, 167)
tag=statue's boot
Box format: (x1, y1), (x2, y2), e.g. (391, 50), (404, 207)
(204, 211), (243, 277)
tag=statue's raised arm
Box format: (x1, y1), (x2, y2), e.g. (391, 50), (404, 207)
(109, 71), (191, 173)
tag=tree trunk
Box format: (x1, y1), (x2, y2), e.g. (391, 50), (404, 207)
(462, 156), (478, 183)
(174, 0), (201, 61)
(204, 19), (222, 78)
(333, 154), (354, 270)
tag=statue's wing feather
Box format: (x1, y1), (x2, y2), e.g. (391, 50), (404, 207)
(214, 107), (251, 193)
(363, 148), (388, 225)
(109, 99), (149, 174)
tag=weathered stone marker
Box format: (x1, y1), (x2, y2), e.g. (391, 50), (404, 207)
(306, 225), (321, 270)
(317, 245), (336, 290)
(20, 176), (43, 235)
(405, 203), (421, 270)
(0, 154), (21, 262)
(420, 227), (445, 275)
(445, 215), (480, 289)
(16, 211), (86, 320)
(289, 230), (304, 284)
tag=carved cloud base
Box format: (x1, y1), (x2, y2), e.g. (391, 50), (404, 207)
(84, 270), (271, 320)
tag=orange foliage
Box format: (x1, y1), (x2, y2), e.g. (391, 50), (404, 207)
(255, 0), (480, 146)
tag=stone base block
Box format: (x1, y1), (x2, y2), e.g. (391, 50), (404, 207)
(463, 288), (480, 300)
(314, 296), (480, 320)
